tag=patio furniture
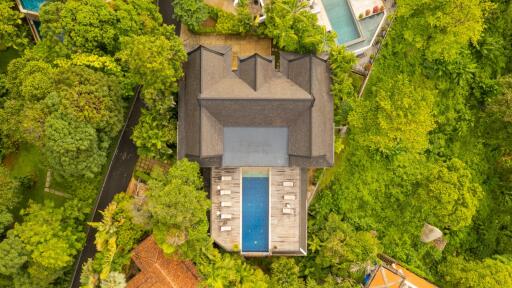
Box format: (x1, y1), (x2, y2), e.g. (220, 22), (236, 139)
(283, 194), (296, 200)
(220, 190), (231, 195)
(221, 226), (232, 232)
(283, 181), (294, 187)
(283, 208), (295, 215)
(221, 201), (232, 207)
(221, 176), (232, 181)
(221, 214), (232, 219)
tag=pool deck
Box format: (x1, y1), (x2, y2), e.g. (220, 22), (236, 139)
(210, 167), (306, 255)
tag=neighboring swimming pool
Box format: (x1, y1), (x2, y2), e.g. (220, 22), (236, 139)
(20, 0), (46, 13)
(322, 0), (363, 45)
(241, 170), (269, 252)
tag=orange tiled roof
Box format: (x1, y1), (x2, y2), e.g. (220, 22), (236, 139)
(367, 264), (438, 288)
(127, 236), (200, 288)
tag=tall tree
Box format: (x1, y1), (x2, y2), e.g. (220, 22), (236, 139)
(131, 109), (177, 160)
(116, 33), (186, 110)
(145, 159), (210, 257)
(262, 0), (334, 53)
(270, 258), (305, 288)
(40, 0), (118, 54)
(439, 256), (512, 288)
(350, 74), (436, 155)
(0, 201), (87, 287)
(396, 0), (493, 61)
(44, 115), (106, 180)
(412, 159), (483, 230)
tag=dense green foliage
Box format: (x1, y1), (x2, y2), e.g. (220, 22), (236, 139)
(295, 0), (512, 287)
(261, 0), (336, 53)
(172, 0), (209, 32)
(0, 0), (27, 50)
(83, 193), (148, 286)
(329, 46), (357, 125)
(0, 200), (90, 287)
(145, 159), (210, 257)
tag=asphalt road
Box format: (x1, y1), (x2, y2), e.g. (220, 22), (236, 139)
(69, 90), (143, 288)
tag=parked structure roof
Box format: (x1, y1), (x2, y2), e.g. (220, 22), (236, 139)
(177, 45), (333, 168)
(127, 236), (200, 288)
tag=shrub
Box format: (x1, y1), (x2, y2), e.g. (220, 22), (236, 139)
(172, 0), (209, 32)
(365, 9), (371, 16)
(373, 5), (379, 14)
(359, 13), (363, 19)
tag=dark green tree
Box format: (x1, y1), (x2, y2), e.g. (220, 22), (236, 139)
(145, 159), (210, 257)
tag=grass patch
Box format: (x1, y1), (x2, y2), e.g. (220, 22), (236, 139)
(3, 144), (66, 209)
(0, 48), (20, 73)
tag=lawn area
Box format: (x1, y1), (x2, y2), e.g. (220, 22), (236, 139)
(0, 48), (20, 73)
(3, 144), (66, 208)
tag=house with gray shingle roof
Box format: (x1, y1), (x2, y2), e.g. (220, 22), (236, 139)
(178, 46), (333, 256)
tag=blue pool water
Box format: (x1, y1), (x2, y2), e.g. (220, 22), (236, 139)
(242, 175), (269, 252)
(20, 0), (46, 13)
(323, 0), (361, 44)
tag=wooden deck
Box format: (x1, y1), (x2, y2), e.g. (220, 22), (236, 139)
(210, 168), (241, 251)
(270, 167), (301, 253)
(211, 167), (305, 254)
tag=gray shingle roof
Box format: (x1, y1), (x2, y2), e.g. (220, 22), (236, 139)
(178, 46), (333, 168)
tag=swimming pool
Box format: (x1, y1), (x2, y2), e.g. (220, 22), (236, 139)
(20, 0), (46, 13)
(241, 171), (269, 252)
(322, 0), (362, 45)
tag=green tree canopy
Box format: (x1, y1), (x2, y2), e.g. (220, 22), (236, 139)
(145, 159), (210, 257)
(44, 115), (106, 180)
(0, 0), (28, 50)
(0, 201), (87, 287)
(262, 0), (335, 53)
(412, 159), (483, 230)
(439, 256), (512, 287)
(270, 258), (305, 288)
(396, 0), (492, 61)
(131, 109), (177, 160)
(329, 46), (357, 125)
(172, 0), (209, 32)
(40, 0), (118, 54)
(116, 33), (186, 110)
(350, 74), (436, 155)
(307, 214), (382, 282)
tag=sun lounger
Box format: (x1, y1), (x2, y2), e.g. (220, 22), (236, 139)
(283, 194), (296, 200)
(221, 202), (232, 207)
(283, 181), (294, 187)
(283, 208), (294, 215)
(220, 190), (231, 195)
(221, 214), (232, 219)
(221, 176), (232, 181)
(221, 226), (232, 232)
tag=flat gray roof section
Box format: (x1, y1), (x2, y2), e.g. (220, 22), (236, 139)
(223, 127), (289, 167)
